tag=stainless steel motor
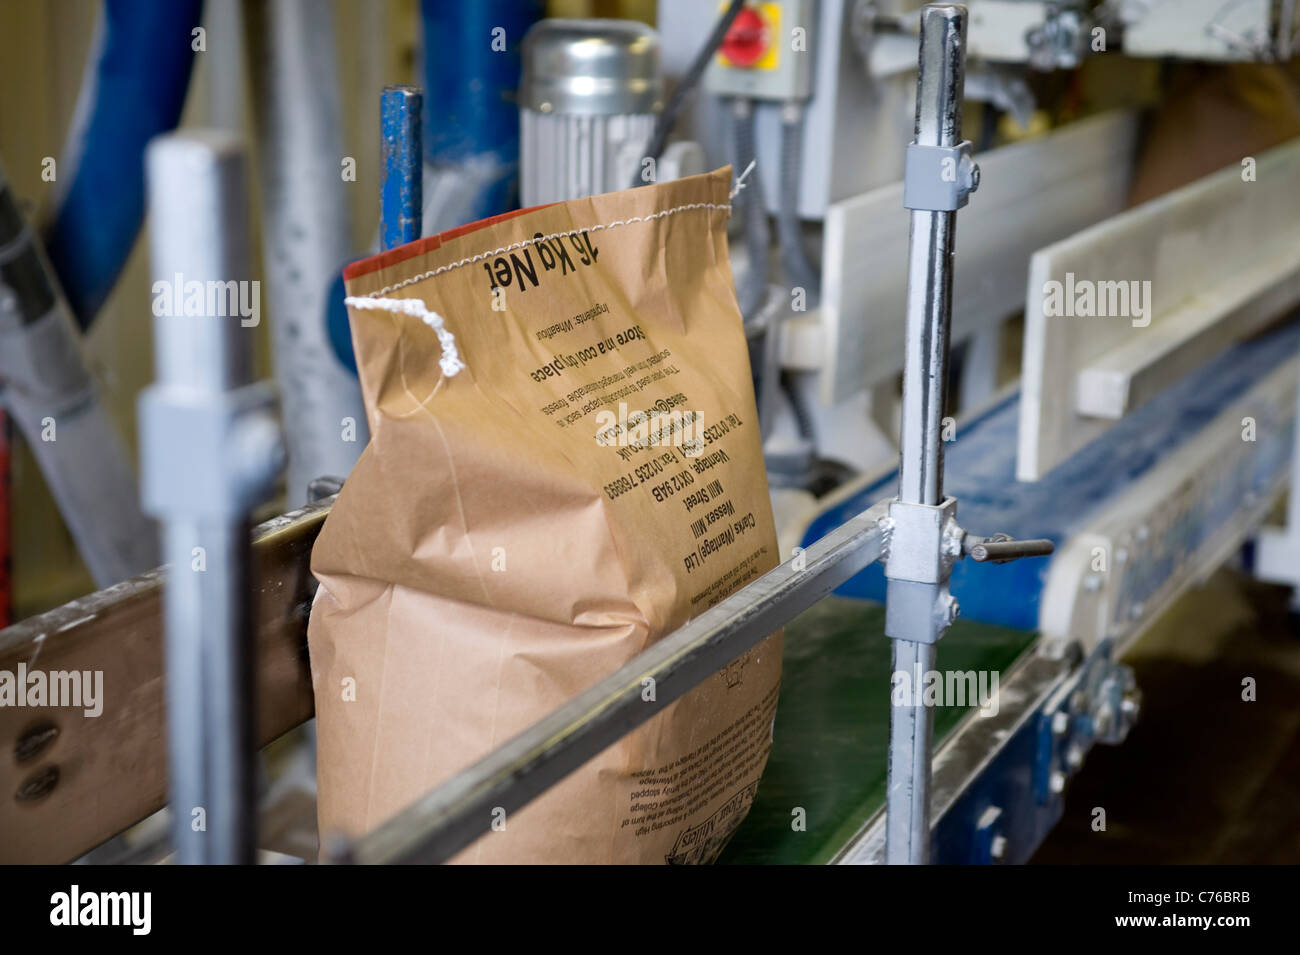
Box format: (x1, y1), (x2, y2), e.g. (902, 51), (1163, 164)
(519, 19), (664, 206)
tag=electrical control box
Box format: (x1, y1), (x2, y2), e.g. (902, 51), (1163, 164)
(663, 0), (914, 220)
(704, 0), (816, 101)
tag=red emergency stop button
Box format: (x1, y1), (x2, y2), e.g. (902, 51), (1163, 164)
(720, 6), (770, 69)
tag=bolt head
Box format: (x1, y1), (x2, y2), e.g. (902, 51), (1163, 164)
(1095, 706), (1113, 736)
(990, 834), (1007, 860)
(1120, 685), (1142, 726)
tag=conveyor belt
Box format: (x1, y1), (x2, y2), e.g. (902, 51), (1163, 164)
(722, 319), (1300, 864)
(802, 320), (1300, 630)
(719, 596), (1036, 864)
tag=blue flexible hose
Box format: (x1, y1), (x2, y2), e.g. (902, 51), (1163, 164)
(44, 0), (203, 330)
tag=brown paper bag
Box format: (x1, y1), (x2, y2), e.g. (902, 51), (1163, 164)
(308, 168), (782, 864)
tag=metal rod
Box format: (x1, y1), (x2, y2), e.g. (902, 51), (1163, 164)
(887, 2), (969, 866)
(243, 0), (368, 504)
(1280, 0), (1296, 61)
(163, 519), (254, 863)
(381, 85), (424, 249)
(0, 167), (159, 585)
(143, 132), (280, 864)
(886, 638), (938, 863)
(344, 501), (890, 864)
(897, 4), (965, 508)
(968, 538), (1054, 562)
(835, 651), (1071, 864)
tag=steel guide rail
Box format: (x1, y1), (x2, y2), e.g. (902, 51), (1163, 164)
(338, 501), (892, 865)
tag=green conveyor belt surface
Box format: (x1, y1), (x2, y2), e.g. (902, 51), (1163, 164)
(718, 596), (1037, 864)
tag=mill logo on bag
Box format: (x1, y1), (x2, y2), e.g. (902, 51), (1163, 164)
(311, 168), (782, 864)
(666, 783), (760, 865)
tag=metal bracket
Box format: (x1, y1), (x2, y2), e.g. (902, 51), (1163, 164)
(1035, 646), (1141, 803)
(884, 497), (961, 583)
(883, 498), (963, 645)
(882, 498), (1056, 645)
(140, 381), (282, 520)
(885, 578), (959, 644)
(902, 140), (980, 211)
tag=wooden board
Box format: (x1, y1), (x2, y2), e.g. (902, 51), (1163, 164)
(0, 500), (327, 863)
(818, 110), (1138, 405)
(1017, 137), (1300, 481)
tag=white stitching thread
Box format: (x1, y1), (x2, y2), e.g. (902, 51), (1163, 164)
(361, 200), (731, 298)
(342, 296), (467, 378)
(730, 159), (756, 198)
(346, 193), (737, 379)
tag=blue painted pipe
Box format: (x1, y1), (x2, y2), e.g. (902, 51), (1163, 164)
(381, 86), (424, 250)
(420, 0), (544, 224)
(327, 85), (428, 375)
(44, 0), (203, 330)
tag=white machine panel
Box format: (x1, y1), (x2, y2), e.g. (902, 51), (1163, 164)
(1039, 355), (1299, 656)
(819, 110), (1138, 404)
(1017, 137), (1300, 481)
(1122, 0), (1273, 62)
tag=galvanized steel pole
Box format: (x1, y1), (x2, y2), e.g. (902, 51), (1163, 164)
(887, 3), (971, 866)
(141, 132), (283, 864)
